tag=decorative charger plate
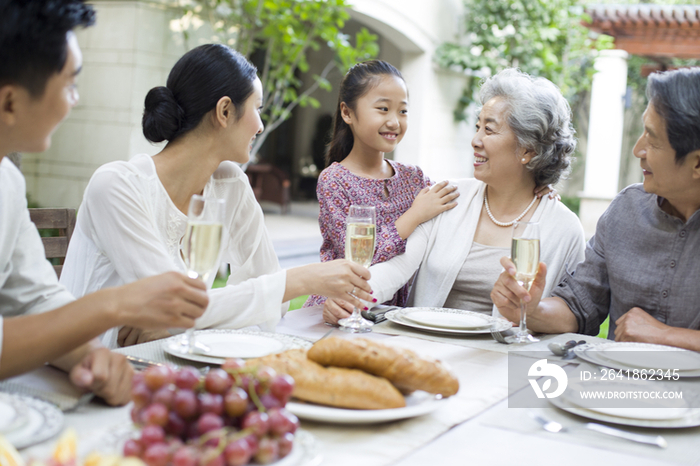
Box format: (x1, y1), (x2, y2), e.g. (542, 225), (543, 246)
(286, 391), (446, 424)
(162, 329), (312, 365)
(573, 342), (700, 377)
(2, 394), (64, 449)
(385, 308), (512, 335)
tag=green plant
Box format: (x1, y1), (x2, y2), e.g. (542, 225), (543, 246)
(560, 195), (581, 217)
(597, 315), (609, 339)
(174, 0), (378, 158)
(435, 0), (613, 121)
(289, 295), (308, 311)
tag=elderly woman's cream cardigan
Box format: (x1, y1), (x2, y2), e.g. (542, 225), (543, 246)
(368, 178), (586, 312)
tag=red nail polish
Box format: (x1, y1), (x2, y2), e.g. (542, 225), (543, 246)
(372, 298), (378, 303)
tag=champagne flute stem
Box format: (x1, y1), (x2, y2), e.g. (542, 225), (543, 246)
(185, 328), (194, 353)
(519, 298), (528, 337)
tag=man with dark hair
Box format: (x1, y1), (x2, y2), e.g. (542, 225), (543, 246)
(0, 0), (209, 405)
(492, 67), (700, 351)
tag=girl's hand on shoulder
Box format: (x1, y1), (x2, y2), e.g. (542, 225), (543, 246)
(410, 181), (459, 224)
(534, 184), (560, 201)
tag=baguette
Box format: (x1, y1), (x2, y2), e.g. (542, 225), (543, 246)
(307, 337), (459, 397)
(247, 348), (405, 410)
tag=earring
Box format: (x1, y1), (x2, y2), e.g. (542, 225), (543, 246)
(521, 158), (527, 163)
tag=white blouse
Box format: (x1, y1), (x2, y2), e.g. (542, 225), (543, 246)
(60, 154), (287, 347)
(368, 178), (586, 313)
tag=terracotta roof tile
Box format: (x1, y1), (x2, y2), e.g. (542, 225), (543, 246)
(586, 4), (700, 29)
(584, 4), (700, 58)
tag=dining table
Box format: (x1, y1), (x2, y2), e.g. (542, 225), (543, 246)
(11, 306), (700, 466)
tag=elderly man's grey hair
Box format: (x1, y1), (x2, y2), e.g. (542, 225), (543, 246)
(478, 68), (576, 187)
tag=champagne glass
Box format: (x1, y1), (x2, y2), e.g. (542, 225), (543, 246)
(338, 205), (376, 333)
(168, 194), (225, 354)
(505, 220), (540, 344)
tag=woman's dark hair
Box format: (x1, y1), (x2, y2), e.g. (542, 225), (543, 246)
(326, 60), (405, 166)
(0, 0), (95, 97)
(142, 44), (258, 143)
(647, 67), (700, 164)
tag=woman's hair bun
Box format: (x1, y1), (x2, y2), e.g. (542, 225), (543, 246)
(142, 86), (185, 143)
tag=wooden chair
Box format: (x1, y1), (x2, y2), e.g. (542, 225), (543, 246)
(245, 164), (291, 214)
(28, 208), (76, 279)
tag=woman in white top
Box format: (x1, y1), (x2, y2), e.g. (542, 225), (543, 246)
(323, 68), (586, 323)
(61, 44), (374, 347)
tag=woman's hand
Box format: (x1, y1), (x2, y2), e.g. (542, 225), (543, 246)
(323, 298), (354, 325)
(396, 181), (459, 239)
(491, 256), (547, 323)
(117, 327), (172, 347)
(286, 260), (375, 310)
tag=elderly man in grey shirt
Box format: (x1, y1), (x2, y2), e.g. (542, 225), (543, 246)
(492, 67), (700, 352)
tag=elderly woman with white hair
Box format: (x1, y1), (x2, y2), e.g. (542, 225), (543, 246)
(324, 68), (586, 323)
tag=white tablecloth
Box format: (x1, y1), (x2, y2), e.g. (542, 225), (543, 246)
(17, 306), (694, 466)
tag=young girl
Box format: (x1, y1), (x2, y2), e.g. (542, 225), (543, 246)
(60, 44), (373, 347)
(304, 60), (459, 311)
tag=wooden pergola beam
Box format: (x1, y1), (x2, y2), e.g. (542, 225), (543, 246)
(584, 5), (700, 59)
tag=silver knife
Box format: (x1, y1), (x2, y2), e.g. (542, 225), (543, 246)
(586, 422), (668, 448)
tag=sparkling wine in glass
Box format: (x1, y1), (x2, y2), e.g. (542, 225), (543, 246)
(169, 194), (225, 354)
(505, 220), (540, 344)
(338, 205), (376, 333)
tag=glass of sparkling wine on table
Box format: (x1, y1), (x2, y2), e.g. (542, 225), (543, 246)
(339, 205), (376, 333)
(505, 220), (540, 344)
(169, 194), (225, 354)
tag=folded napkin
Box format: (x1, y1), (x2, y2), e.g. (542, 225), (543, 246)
(0, 365), (90, 411)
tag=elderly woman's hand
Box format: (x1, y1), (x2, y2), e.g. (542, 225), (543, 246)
(491, 256), (547, 324)
(323, 298), (353, 325)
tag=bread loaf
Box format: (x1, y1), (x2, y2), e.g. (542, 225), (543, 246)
(307, 337), (459, 397)
(247, 348), (405, 410)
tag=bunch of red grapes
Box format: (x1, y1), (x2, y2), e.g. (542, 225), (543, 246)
(124, 359), (299, 466)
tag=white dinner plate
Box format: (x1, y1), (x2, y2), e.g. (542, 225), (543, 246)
(386, 309), (512, 335)
(573, 342), (700, 377)
(598, 346), (700, 371)
(285, 391), (446, 424)
(2, 394), (64, 449)
(162, 329), (312, 365)
(401, 309), (492, 330)
(549, 396), (700, 428)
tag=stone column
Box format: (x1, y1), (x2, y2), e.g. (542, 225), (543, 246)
(578, 49), (629, 238)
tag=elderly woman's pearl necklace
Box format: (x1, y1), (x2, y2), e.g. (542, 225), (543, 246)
(483, 192), (538, 227)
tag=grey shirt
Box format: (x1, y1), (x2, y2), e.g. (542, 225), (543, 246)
(551, 184), (700, 338)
